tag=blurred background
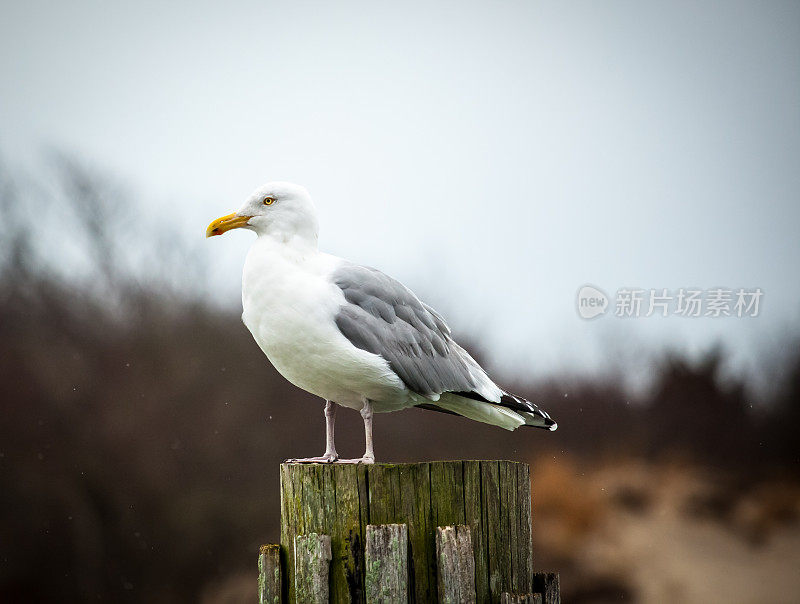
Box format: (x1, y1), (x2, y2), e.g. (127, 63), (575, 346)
(1, 1), (799, 602)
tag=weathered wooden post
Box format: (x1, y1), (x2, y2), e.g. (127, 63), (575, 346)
(294, 533), (332, 603)
(436, 525), (476, 603)
(365, 523), (408, 602)
(258, 544), (281, 604)
(278, 460), (539, 603)
(532, 572), (560, 604)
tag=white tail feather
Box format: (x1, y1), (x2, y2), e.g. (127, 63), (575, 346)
(435, 393), (526, 431)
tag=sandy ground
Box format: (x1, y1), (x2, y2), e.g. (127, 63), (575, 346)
(591, 503), (800, 603)
(535, 458), (800, 603)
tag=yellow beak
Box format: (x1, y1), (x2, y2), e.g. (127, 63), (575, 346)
(206, 212), (252, 238)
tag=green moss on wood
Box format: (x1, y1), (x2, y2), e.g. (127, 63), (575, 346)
(258, 543), (281, 604)
(280, 461), (532, 603)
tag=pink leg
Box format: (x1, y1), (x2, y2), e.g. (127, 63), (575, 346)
(285, 400), (339, 463)
(337, 399), (375, 464)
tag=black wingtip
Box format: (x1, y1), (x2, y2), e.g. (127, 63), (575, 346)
(500, 392), (558, 431)
(522, 417), (558, 431)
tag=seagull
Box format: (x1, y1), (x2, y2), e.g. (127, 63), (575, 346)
(207, 182), (556, 463)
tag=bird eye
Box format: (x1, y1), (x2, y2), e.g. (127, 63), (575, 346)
(263, 197), (275, 205)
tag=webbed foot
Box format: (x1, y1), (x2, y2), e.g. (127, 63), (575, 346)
(284, 453), (339, 464)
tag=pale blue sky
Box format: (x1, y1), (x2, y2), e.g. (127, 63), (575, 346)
(2, 1), (798, 393)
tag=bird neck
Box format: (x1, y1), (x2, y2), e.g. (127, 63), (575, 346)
(253, 210), (320, 252)
(256, 230), (319, 258)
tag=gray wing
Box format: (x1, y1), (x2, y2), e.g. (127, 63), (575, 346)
(332, 263), (478, 398)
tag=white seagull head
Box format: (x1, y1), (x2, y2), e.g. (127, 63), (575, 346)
(206, 181), (319, 245)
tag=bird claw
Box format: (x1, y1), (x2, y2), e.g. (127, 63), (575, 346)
(284, 453), (339, 464)
(284, 454), (375, 465)
(335, 455), (375, 465)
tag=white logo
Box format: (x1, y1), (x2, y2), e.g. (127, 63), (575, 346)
(577, 285), (609, 319)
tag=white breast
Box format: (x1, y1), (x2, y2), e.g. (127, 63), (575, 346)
(240, 238), (410, 410)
